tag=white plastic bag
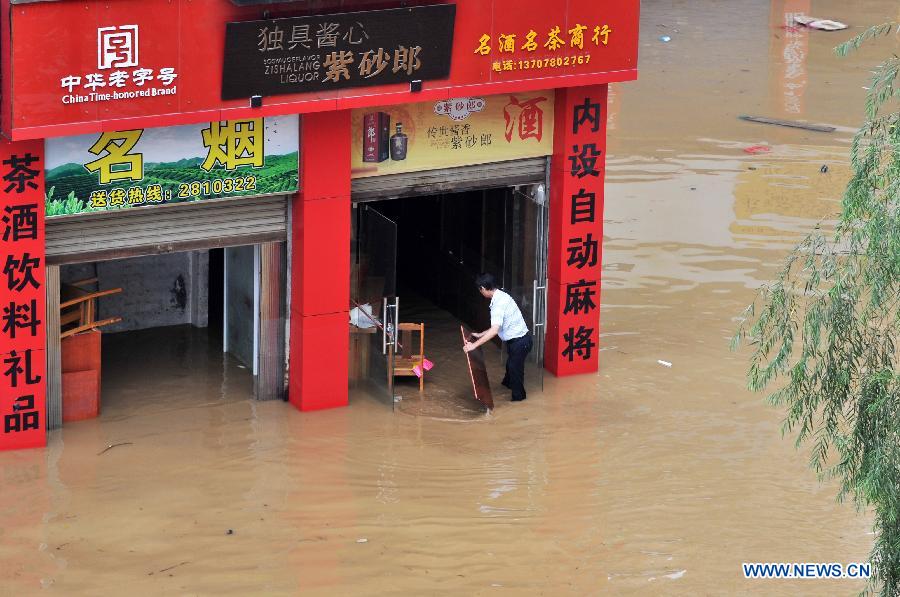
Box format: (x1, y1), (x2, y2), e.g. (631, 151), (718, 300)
(350, 303), (378, 328)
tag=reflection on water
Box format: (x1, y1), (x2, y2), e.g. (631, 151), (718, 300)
(2, 0), (898, 594)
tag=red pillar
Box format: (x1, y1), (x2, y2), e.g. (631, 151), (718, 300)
(545, 85), (608, 376)
(289, 111), (351, 411)
(0, 138), (47, 450)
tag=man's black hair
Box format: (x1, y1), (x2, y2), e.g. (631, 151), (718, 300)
(476, 273), (497, 291)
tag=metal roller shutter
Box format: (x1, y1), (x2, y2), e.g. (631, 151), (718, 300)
(351, 157), (548, 203)
(46, 195), (289, 265)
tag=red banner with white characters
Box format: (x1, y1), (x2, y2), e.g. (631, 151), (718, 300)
(546, 85), (607, 376)
(3, 0), (639, 140)
(0, 138), (46, 451)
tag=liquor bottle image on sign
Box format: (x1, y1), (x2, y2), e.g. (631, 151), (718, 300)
(390, 123), (409, 161)
(363, 112), (390, 163)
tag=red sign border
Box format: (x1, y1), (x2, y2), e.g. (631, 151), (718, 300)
(2, 0), (639, 141)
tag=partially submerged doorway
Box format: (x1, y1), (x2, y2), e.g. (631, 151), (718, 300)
(350, 184), (548, 410)
(43, 195), (292, 429)
(48, 242), (286, 429)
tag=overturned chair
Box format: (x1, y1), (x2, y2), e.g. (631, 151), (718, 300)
(59, 278), (123, 422)
(60, 277), (123, 338)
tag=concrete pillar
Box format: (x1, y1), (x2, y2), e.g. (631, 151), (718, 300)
(545, 85), (608, 376)
(289, 111), (351, 411)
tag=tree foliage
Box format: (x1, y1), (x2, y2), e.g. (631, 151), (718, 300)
(733, 23), (899, 595)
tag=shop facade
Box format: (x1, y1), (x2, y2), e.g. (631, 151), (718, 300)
(0, 0), (640, 451)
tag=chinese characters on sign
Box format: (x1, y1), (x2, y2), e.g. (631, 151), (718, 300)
(59, 25), (178, 105)
(0, 139), (46, 451)
(547, 86), (608, 376)
(221, 6), (456, 100)
(351, 91), (554, 178)
(503, 96), (547, 143)
(45, 117), (299, 217)
(475, 23), (613, 75)
(7, 0), (640, 138)
(560, 95), (603, 367)
(434, 98), (486, 122)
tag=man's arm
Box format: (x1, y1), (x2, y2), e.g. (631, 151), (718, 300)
(464, 325), (500, 353)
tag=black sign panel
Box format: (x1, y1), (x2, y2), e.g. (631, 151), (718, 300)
(222, 5), (456, 100)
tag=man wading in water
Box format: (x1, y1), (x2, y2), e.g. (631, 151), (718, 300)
(463, 273), (533, 402)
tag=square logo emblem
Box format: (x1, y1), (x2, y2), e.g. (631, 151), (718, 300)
(97, 25), (139, 70)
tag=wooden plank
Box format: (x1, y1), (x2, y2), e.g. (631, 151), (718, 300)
(59, 287), (122, 309)
(60, 317), (122, 339)
(461, 326), (494, 411)
(738, 115), (836, 133)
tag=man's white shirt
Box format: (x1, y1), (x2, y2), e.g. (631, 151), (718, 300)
(489, 289), (529, 341)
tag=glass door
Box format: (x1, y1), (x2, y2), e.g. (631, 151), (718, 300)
(350, 204), (399, 408)
(532, 180), (549, 390)
(504, 183), (547, 393)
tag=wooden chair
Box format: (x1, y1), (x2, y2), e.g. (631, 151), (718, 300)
(58, 278), (124, 423)
(392, 323), (426, 392)
(60, 278), (124, 338)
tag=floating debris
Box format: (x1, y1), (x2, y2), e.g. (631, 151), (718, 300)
(739, 115), (836, 133)
(743, 145), (771, 155)
(97, 442), (133, 456)
(793, 16), (848, 31)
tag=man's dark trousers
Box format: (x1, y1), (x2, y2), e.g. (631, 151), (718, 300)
(502, 332), (533, 401)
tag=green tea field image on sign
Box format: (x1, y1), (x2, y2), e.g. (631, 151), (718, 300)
(44, 116), (299, 217)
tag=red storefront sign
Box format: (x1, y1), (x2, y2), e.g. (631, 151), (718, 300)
(0, 138), (46, 451)
(2, 0), (639, 140)
(546, 85), (607, 376)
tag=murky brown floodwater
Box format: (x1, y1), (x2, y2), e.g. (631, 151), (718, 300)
(4, 1), (899, 594)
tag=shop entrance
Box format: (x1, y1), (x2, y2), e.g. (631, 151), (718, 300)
(42, 195), (291, 429)
(48, 242), (286, 427)
(350, 184), (548, 410)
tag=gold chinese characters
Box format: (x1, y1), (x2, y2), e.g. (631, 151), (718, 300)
(474, 24), (612, 55)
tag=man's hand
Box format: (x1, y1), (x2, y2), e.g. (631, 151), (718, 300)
(463, 341), (476, 353)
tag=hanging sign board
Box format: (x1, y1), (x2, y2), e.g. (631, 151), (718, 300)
(351, 90), (554, 178)
(221, 5), (457, 100)
(0, 138), (47, 451)
(44, 116), (299, 218)
(6, 0), (640, 140)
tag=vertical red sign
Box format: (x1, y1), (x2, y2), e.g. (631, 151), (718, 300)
(0, 138), (46, 451)
(546, 85), (607, 376)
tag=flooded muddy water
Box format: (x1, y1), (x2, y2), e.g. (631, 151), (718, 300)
(3, 1), (899, 594)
